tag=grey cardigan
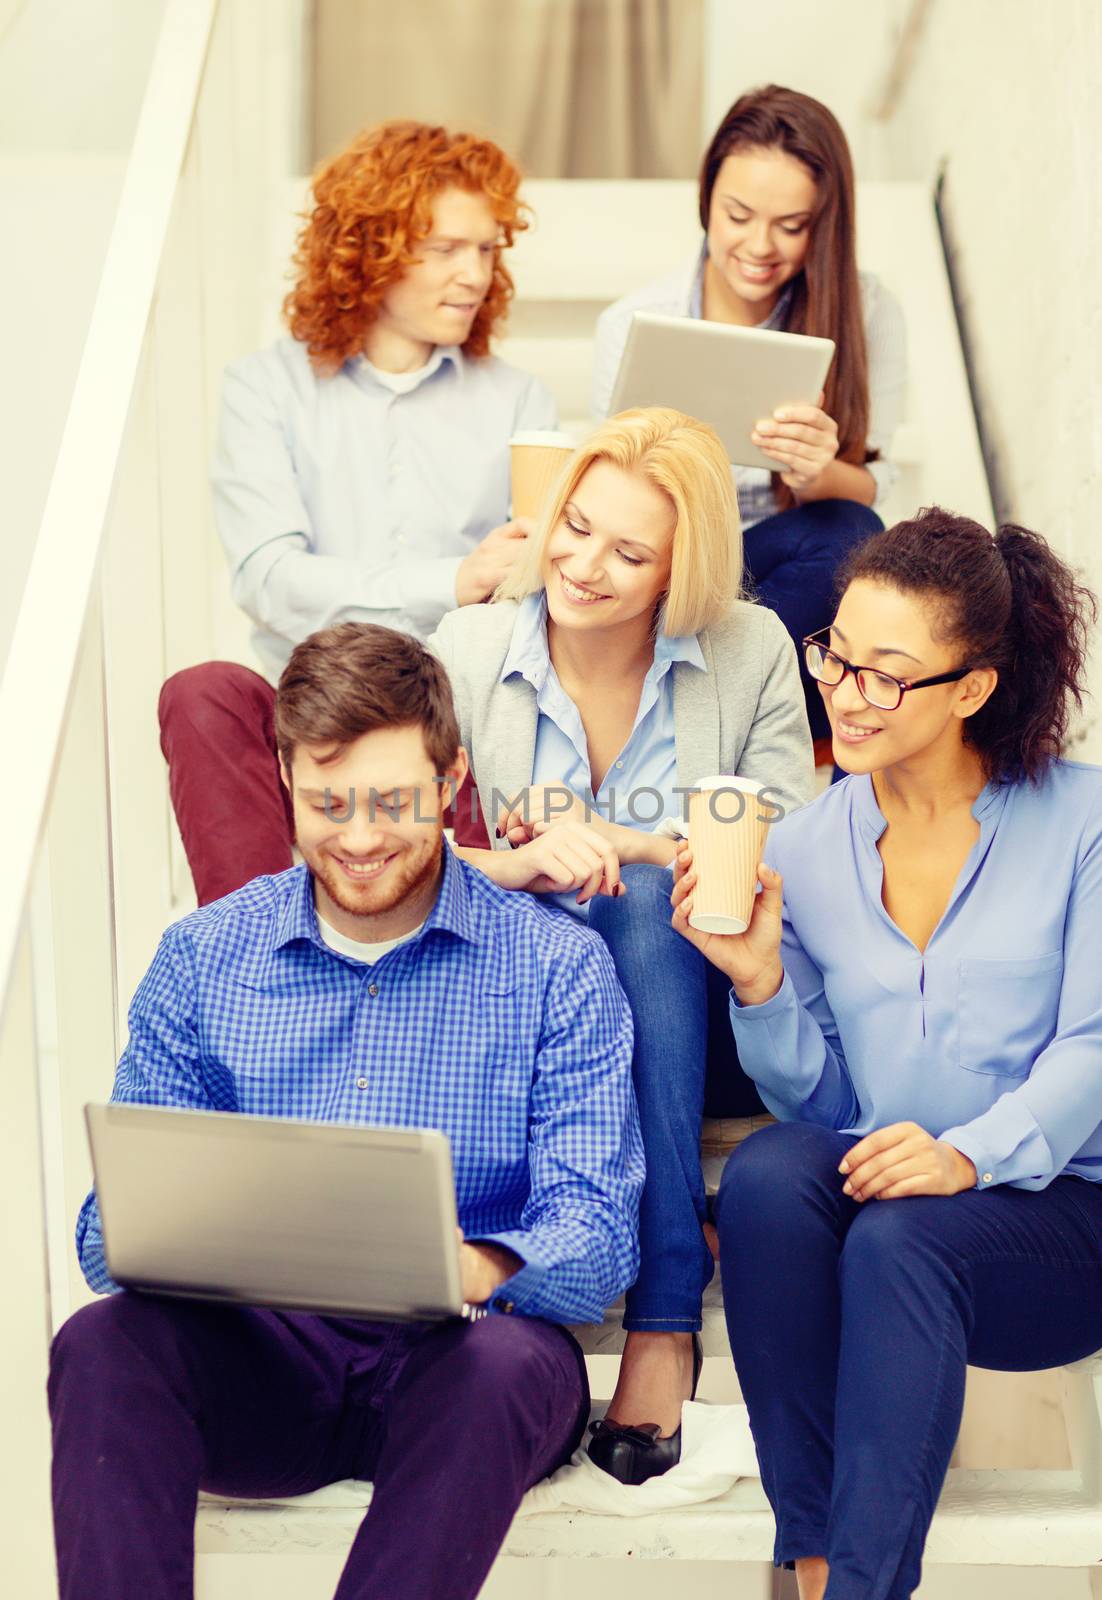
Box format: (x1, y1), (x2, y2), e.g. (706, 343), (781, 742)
(427, 599), (816, 845)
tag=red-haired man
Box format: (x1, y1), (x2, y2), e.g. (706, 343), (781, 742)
(160, 121), (556, 903)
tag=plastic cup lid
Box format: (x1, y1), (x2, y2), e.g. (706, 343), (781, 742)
(690, 773), (775, 798)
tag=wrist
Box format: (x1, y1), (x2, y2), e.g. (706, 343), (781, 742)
(456, 844), (520, 888)
(790, 470), (829, 503)
(948, 1145), (978, 1190)
(733, 962), (784, 1008)
(495, 846), (530, 890)
(613, 823), (676, 866)
(468, 1241), (522, 1300)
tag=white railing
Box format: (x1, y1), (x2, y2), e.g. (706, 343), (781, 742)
(0, 2), (301, 1590)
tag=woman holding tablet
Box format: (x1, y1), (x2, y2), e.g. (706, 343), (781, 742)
(427, 408), (814, 1480)
(672, 510), (1102, 1598)
(594, 85), (906, 739)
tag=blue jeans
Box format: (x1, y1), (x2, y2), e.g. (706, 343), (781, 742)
(589, 863), (765, 1332)
(744, 499), (883, 740)
(715, 1121), (1102, 1598)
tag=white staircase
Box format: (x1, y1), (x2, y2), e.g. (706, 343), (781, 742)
(2, 3), (1088, 1598)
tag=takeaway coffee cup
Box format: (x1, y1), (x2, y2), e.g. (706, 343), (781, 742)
(687, 774), (776, 936)
(509, 431), (575, 521)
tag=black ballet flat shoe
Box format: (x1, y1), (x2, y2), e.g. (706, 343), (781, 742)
(586, 1333), (703, 1486)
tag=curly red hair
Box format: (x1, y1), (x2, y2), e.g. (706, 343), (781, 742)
(284, 120), (528, 371)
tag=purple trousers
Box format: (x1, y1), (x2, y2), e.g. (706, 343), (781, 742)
(159, 662), (491, 906)
(49, 1292), (587, 1600)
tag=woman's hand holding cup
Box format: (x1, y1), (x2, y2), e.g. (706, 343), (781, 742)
(670, 845), (785, 1005)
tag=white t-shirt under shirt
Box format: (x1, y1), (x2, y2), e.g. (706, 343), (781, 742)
(316, 912), (426, 965)
(361, 354), (441, 394)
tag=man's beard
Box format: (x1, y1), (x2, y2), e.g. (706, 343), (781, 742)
(308, 825), (445, 923)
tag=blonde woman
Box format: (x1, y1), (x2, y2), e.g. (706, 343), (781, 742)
(428, 407), (815, 1481)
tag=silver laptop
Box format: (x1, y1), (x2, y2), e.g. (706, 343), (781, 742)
(85, 1103), (468, 1321)
(609, 311), (836, 470)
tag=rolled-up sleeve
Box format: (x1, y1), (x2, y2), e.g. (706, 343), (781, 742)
(478, 937), (644, 1324)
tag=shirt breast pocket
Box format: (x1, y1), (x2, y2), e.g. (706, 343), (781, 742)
(957, 952), (1064, 1077)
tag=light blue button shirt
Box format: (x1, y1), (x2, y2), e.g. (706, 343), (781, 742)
(728, 761), (1102, 1189)
(211, 337), (557, 679)
(500, 592), (706, 915)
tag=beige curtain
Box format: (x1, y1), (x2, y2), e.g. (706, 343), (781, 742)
(312, 0), (705, 177)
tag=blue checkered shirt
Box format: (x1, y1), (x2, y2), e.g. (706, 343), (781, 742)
(77, 848), (644, 1323)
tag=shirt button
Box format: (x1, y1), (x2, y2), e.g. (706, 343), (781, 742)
(356, 1077), (368, 1090)
(496, 1299), (515, 1314)
(615, 760), (624, 769)
(982, 1172), (994, 1184)
(368, 984), (379, 996)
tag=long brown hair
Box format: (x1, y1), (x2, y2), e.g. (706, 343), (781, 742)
(699, 86), (871, 511)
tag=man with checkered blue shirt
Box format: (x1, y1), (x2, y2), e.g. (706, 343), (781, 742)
(49, 623), (643, 1600)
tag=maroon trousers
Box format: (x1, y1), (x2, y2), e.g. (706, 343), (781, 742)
(159, 663), (489, 905)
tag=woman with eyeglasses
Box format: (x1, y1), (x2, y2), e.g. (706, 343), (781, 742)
(593, 85), (906, 741)
(671, 508), (1102, 1600)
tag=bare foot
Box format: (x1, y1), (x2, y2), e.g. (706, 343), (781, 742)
(795, 1555), (829, 1600)
(604, 1330), (696, 1438)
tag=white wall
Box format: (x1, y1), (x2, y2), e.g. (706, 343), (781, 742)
(881, 0), (1102, 757)
(703, 0), (911, 174)
(0, 0), (168, 152)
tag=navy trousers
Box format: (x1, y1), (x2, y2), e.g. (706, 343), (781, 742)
(49, 1292), (588, 1599)
(715, 1121), (1102, 1599)
(743, 498), (883, 740)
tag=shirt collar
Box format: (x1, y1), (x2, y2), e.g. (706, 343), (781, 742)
(500, 592), (552, 690)
(274, 844), (478, 956)
(500, 591), (706, 687)
(274, 865), (325, 951)
(654, 627), (707, 672)
(851, 772), (1011, 840)
(352, 343), (462, 392)
(419, 842), (479, 944)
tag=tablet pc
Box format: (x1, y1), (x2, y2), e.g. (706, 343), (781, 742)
(608, 311), (836, 471)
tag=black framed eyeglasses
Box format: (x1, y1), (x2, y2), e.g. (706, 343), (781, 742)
(802, 628), (973, 712)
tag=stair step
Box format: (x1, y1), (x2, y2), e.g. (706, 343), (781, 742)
(195, 1468), (1102, 1565)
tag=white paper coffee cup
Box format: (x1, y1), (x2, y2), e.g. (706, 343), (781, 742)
(686, 774), (776, 936)
(509, 431), (575, 521)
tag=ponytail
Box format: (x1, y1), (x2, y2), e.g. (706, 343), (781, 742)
(837, 508), (1097, 784)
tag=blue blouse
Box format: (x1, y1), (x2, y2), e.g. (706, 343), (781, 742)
(500, 592), (705, 916)
(730, 761), (1102, 1190)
